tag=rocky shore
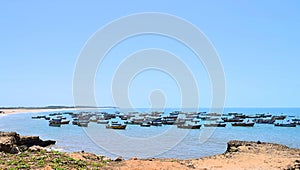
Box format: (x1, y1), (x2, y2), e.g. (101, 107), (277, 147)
(0, 131), (55, 154)
(0, 132), (299, 169)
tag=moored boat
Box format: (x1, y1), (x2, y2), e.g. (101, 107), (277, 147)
(106, 123), (127, 129)
(177, 124), (201, 129)
(151, 118), (162, 126)
(232, 122), (255, 127)
(77, 120), (89, 127)
(49, 118), (70, 125)
(97, 119), (109, 124)
(274, 120), (296, 127)
(177, 121), (201, 129)
(254, 118), (275, 124)
(222, 117), (244, 122)
(78, 122), (89, 127)
(231, 119), (255, 127)
(204, 123), (226, 127)
(140, 121), (151, 127)
(49, 123), (61, 127)
(106, 118), (127, 130)
(274, 123), (296, 127)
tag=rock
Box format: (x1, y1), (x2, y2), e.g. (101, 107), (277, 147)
(28, 145), (45, 152)
(10, 146), (20, 154)
(102, 156), (111, 162)
(237, 145), (248, 152)
(0, 132), (19, 153)
(130, 157), (138, 160)
(115, 156), (124, 162)
(18, 136), (56, 147)
(18, 145), (28, 152)
(229, 147), (239, 152)
(0, 131), (56, 153)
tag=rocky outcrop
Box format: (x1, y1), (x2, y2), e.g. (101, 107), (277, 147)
(226, 140), (297, 154)
(0, 131), (55, 153)
(18, 135), (55, 147)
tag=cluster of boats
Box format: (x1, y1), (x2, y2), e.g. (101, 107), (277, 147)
(31, 110), (300, 129)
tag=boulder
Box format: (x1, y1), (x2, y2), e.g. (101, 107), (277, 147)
(0, 131), (56, 153)
(115, 156), (124, 162)
(18, 136), (55, 147)
(0, 132), (20, 153)
(28, 145), (45, 152)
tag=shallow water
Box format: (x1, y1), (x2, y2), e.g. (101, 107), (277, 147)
(0, 108), (299, 159)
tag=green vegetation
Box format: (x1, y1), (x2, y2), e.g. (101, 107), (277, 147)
(0, 150), (111, 169)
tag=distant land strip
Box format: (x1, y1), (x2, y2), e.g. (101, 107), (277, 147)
(0, 106), (118, 109)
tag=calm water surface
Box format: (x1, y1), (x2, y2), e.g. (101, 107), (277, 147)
(0, 108), (299, 159)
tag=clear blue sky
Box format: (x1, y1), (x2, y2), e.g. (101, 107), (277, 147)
(1, 1), (300, 107)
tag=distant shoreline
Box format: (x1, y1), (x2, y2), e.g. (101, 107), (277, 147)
(0, 106), (117, 115)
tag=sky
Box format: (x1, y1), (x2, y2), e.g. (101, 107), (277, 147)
(1, 1), (300, 108)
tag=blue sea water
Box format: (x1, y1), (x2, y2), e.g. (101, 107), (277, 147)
(0, 107), (299, 159)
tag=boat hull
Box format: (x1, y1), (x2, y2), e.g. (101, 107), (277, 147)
(177, 124), (201, 129)
(106, 125), (127, 130)
(274, 123), (296, 127)
(231, 123), (255, 127)
(204, 123), (226, 127)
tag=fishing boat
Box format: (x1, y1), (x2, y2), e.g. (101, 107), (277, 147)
(140, 121), (151, 127)
(97, 119), (109, 124)
(162, 116), (177, 125)
(56, 115), (67, 120)
(78, 122), (89, 127)
(222, 117), (244, 122)
(271, 114), (287, 121)
(32, 115), (47, 119)
(106, 118), (127, 130)
(49, 123), (61, 127)
(231, 119), (255, 127)
(274, 120), (296, 127)
(151, 118), (162, 126)
(89, 116), (99, 122)
(177, 121), (201, 129)
(254, 118), (275, 124)
(44, 117), (51, 120)
(106, 123), (126, 129)
(49, 118), (70, 125)
(32, 116), (40, 119)
(72, 119), (79, 125)
(204, 123), (226, 127)
(274, 123), (296, 127)
(49, 113), (62, 116)
(77, 120), (89, 127)
(232, 122), (255, 127)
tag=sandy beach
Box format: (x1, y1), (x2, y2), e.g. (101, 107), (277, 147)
(0, 108), (75, 115)
(106, 140), (300, 170)
(0, 107), (98, 115)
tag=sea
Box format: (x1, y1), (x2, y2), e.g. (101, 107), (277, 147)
(0, 107), (299, 159)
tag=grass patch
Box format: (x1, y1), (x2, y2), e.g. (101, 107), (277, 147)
(0, 150), (109, 169)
